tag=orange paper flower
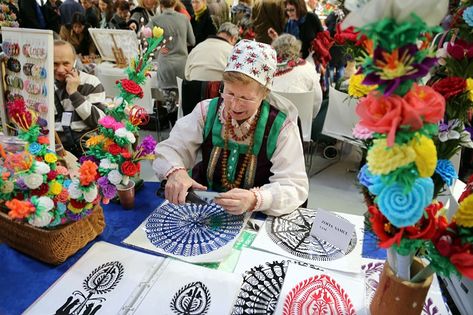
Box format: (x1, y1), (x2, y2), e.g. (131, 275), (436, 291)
(79, 160), (98, 186)
(403, 84), (445, 124)
(6, 199), (36, 219)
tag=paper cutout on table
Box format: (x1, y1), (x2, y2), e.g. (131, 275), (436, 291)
(170, 281), (211, 315)
(361, 259), (449, 315)
(55, 261), (124, 315)
(130, 259), (242, 314)
(251, 209), (364, 273)
(145, 202), (244, 257)
(232, 247), (326, 315)
(24, 242), (165, 315)
(283, 274), (356, 315)
(232, 260), (287, 315)
(267, 208), (357, 261)
(274, 263), (366, 314)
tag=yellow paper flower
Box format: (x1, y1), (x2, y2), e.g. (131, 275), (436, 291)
(367, 139), (416, 175)
(67, 203), (83, 214)
(454, 194), (473, 227)
(49, 180), (63, 195)
(44, 153), (58, 163)
(1, 181), (14, 194)
(466, 78), (473, 102)
(153, 26), (164, 38)
(410, 135), (437, 177)
(86, 134), (105, 147)
(348, 74), (377, 98)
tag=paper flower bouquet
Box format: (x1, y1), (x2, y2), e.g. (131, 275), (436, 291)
(0, 98), (99, 228)
(81, 27), (164, 203)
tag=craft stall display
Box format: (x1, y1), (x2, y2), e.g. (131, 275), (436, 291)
(251, 208), (365, 273)
(1, 27), (55, 148)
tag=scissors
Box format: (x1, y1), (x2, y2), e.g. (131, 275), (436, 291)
(156, 179), (209, 205)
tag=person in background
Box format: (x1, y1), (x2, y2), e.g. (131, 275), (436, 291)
(110, 0), (131, 29)
(43, 0), (63, 33)
(59, 12), (97, 56)
(207, 0), (230, 29)
(190, 0), (217, 47)
(18, 0), (47, 29)
(147, 0), (195, 113)
(268, 0), (323, 59)
(98, 0), (114, 28)
(81, 0), (100, 28)
(53, 40), (106, 157)
(175, 0), (192, 19)
(271, 34), (322, 116)
(153, 40), (308, 216)
(60, 0), (85, 26)
(181, 0), (194, 17)
(231, 0), (252, 25)
(185, 22), (238, 82)
(251, 0), (285, 44)
(324, 0), (346, 85)
(128, 0), (158, 31)
(306, 0), (318, 13)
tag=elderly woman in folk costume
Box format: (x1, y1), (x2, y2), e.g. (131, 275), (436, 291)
(153, 40), (309, 216)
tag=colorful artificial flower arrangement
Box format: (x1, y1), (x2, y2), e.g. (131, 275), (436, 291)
(428, 0), (473, 189)
(0, 99), (99, 228)
(0, 0), (18, 28)
(81, 26), (164, 203)
(346, 0), (473, 282)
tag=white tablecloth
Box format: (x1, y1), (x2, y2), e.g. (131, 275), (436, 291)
(95, 62), (158, 113)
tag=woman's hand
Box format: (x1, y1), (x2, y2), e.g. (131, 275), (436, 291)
(214, 188), (256, 215)
(165, 169), (206, 204)
(267, 27), (279, 41)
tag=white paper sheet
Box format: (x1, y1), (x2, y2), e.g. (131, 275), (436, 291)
(25, 242), (165, 315)
(275, 263), (367, 315)
(123, 201), (248, 263)
(129, 259), (242, 315)
(251, 209), (364, 273)
(361, 258), (451, 315)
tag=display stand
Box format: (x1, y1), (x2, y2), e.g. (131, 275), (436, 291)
(1, 27), (55, 149)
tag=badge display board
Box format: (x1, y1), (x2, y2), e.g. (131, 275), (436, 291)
(88, 28), (139, 65)
(1, 27), (55, 149)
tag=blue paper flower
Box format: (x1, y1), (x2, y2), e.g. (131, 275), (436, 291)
(375, 177), (434, 228)
(28, 142), (42, 155)
(463, 6), (473, 27)
(63, 179), (72, 189)
(358, 164), (379, 188)
(435, 159), (458, 186)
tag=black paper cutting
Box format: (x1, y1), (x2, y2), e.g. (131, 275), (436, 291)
(170, 281), (211, 315)
(55, 261), (124, 315)
(267, 208), (357, 261)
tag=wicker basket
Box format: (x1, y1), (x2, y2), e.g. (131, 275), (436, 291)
(0, 205), (105, 265)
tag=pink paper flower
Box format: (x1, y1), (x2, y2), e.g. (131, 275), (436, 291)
(352, 123), (374, 140)
(98, 116), (118, 129)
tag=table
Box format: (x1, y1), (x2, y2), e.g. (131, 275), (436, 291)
(95, 62), (158, 114)
(0, 181), (384, 314)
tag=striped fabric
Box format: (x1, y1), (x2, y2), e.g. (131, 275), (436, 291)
(55, 71), (107, 132)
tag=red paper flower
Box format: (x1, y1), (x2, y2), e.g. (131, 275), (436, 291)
(121, 151), (132, 159)
(47, 170), (58, 181)
(405, 202), (443, 240)
(451, 251), (473, 279)
(31, 183), (49, 196)
(108, 144), (124, 155)
(121, 161), (140, 177)
(120, 79), (144, 98)
(446, 39), (473, 60)
(356, 91), (404, 146)
(311, 30), (334, 67)
(369, 205), (404, 248)
(432, 77), (466, 99)
(70, 198), (87, 209)
(37, 136), (49, 145)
